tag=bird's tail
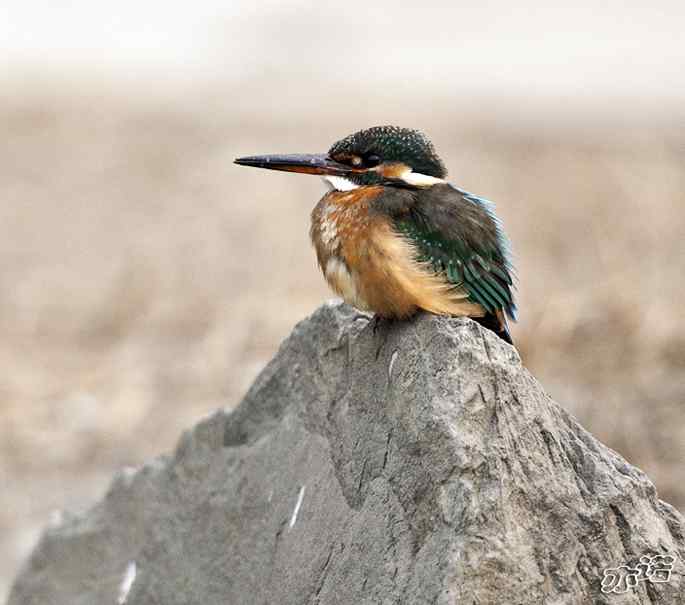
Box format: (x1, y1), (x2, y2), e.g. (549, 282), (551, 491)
(474, 312), (513, 346)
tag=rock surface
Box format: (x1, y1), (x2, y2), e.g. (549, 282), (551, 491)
(8, 302), (685, 605)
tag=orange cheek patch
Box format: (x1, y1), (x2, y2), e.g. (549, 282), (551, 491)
(378, 162), (410, 179)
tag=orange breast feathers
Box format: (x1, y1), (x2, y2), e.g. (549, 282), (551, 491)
(309, 188), (484, 319)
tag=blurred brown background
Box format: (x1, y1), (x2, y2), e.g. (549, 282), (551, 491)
(1, 1), (684, 598)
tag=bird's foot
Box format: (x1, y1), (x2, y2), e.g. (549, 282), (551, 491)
(370, 314), (396, 335)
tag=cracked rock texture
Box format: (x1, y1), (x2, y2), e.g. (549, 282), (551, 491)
(8, 302), (685, 604)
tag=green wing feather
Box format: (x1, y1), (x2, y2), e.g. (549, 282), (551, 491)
(393, 188), (516, 319)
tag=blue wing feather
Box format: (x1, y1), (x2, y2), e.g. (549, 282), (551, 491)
(394, 184), (517, 321)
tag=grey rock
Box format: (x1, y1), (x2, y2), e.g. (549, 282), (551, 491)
(8, 302), (684, 605)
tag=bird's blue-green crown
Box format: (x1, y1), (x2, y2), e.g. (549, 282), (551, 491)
(329, 126), (446, 178)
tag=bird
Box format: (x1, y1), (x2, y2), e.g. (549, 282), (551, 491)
(235, 125), (516, 345)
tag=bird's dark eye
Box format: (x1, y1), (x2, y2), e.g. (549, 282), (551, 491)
(364, 153), (381, 167)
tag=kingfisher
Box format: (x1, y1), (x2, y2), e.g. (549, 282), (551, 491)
(235, 126), (516, 344)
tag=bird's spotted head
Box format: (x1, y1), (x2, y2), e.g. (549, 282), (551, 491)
(234, 125), (446, 191)
(326, 125), (446, 189)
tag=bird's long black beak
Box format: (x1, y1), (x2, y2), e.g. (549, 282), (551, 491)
(234, 153), (356, 177)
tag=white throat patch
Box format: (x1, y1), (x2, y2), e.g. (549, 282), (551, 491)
(322, 175), (359, 191)
(399, 170), (445, 187)
(323, 171), (444, 191)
